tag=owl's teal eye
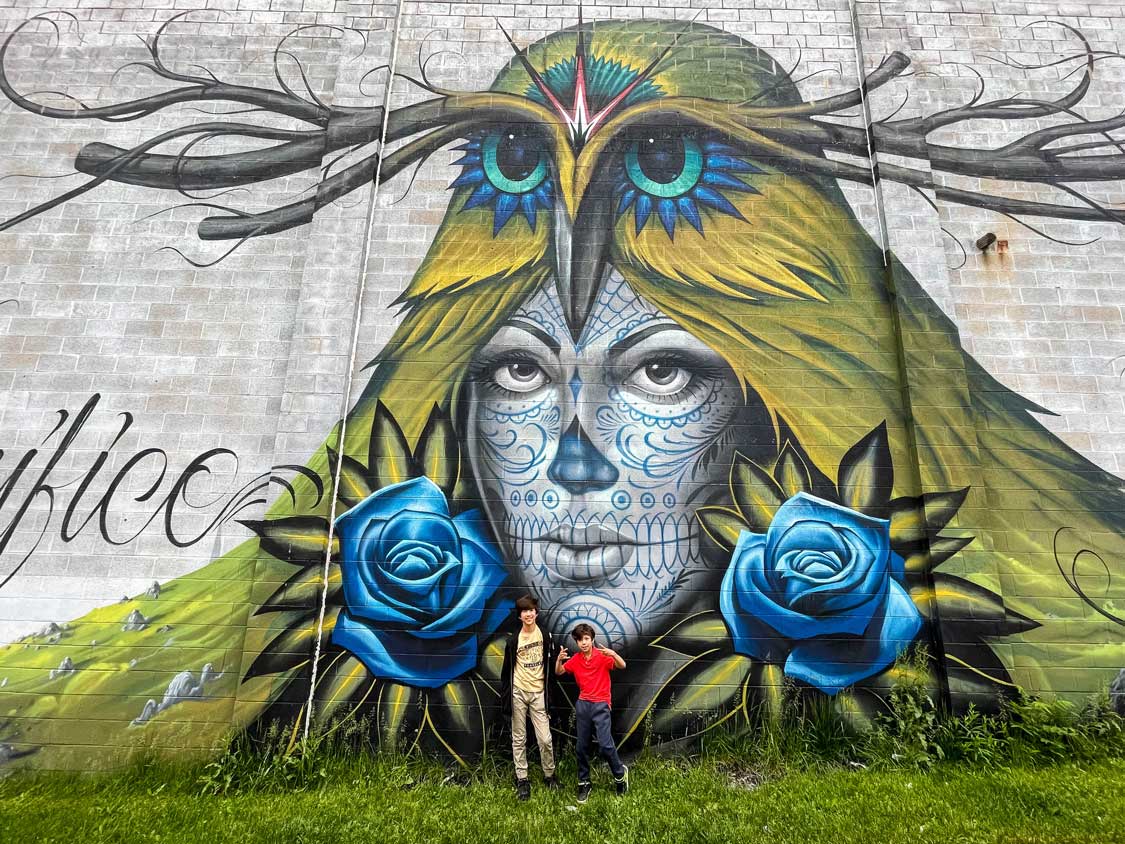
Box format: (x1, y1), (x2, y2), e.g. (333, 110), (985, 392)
(616, 136), (762, 238)
(624, 136), (704, 198)
(482, 133), (548, 194)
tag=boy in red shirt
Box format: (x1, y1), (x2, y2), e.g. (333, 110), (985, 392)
(554, 623), (628, 803)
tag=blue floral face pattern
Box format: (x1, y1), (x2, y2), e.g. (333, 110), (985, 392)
(464, 274), (745, 650)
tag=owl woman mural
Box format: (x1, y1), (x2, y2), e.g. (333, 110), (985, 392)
(1, 11), (1124, 767)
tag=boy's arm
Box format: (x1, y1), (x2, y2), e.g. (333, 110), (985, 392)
(598, 646), (626, 670)
(554, 646), (570, 675)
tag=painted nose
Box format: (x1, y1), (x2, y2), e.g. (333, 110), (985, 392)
(547, 418), (619, 494)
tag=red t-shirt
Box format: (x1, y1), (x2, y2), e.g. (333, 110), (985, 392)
(563, 649), (615, 704)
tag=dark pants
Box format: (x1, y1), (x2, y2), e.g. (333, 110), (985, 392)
(575, 699), (625, 783)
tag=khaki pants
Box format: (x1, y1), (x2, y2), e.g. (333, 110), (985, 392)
(512, 685), (554, 779)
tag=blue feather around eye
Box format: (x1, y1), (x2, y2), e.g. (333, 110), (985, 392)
(634, 193), (653, 235)
(657, 199), (677, 237)
(493, 193), (521, 235)
(693, 186), (746, 221)
(701, 171), (759, 193)
(676, 196), (703, 233)
(463, 181), (498, 210)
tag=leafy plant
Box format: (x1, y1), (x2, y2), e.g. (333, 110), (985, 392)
(933, 703), (1003, 767)
(866, 647), (943, 768)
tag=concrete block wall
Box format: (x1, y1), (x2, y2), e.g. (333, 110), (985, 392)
(0, 0), (1122, 770)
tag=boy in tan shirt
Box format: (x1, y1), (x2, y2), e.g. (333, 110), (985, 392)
(501, 595), (559, 800)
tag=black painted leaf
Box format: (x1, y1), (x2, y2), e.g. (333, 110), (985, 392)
(313, 652), (375, 728)
(477, 632), (507, 685)
(890, 488), (970, 544)
(255, 564), (340, 615)
(774, 416), (837, 498)
(696, 507), (748, 552)
(241, 516), (337, 564)
(243, 615), (318, 681)
(378, 682), (422, 752)
(414, 404), (459, 497)
(855, 656), (937, 695)
(837, 421), (893, 517)
(943, 641), (1020, 713)
(327, 446), (374, 510)
(368, 401), (416, 490)
(424, 680), (487, 765)
(730, 453), (785, 531)
(902, 535), (974, 574)
(650, 611), (732, 658)
(774, 440), (812, 497)
(910, 573), (1012, 633)
(744, 661), (785, 724)
(650, 654), (753, 736)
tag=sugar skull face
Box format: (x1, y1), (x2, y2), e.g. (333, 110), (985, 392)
(465, 273), (753, 650)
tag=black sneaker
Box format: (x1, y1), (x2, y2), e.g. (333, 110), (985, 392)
(543, 775), (560, 791)
(577, 781), (592, 804)
(516, 778), (531, 801)
(615, 765), (629, 796)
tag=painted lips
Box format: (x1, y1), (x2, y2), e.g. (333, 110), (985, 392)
(535, 524), (635, 582)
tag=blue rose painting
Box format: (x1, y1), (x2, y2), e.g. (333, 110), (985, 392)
(720, 492), (923, 694)
(332, 476), (510, 688)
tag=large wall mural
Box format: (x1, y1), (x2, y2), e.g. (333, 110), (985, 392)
(1, 8), (1123, 767)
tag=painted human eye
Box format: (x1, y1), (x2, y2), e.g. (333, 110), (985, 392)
(624, 362), (692, 397)
(450, 129), (554, 235)
(616, 133), (763, 239)
(493, 361), (549, 394)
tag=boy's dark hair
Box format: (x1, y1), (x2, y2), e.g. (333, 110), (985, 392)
(571, 623), (596, 642)
(515, 595), (539, 612)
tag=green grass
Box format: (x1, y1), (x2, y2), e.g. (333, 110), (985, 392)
(2, 755), (1123, 844)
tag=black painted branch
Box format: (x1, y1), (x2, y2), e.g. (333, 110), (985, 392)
(195, 122), (470, 240)
(0, 123), (317, 232)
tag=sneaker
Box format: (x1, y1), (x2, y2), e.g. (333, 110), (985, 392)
(615, 765), (629, 796)
(543, 775), (560, 791)
(577, 781), (592, 804)
(516, 778), (531, 801)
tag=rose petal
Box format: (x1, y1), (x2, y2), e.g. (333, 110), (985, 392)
(386, 540), (443, 571)
(377, 558), (458, 599)
(436, 551), (465, 608)
(389, 555), (440, 582)
(332, 611), (478, 688)
(790, 527), (889, 616)
(790, 550), (844, 577)
(336, 560), (422, 625)
(452, 509), (500, 553)
(765, 493), (888, 580)
(334, 476), (449, 561)
(773, 520), (850, 560)
(340, 476), (449, 525)
(378, 511), (461, 560)
(420, 539), (508, 636)
(720, 536), (791, 662)
(782, 580), (923, 694)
